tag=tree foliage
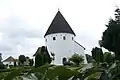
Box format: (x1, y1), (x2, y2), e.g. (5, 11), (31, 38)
(2, 7), (120, 80)
(0, 62), (5, 69)
(99, 8), (120, 60)
(35, 53), (42, 67)
(69, 53), (84, 65)
(35, 46), (52, 67)
(18, 55), (26, 65)
(0, 53), (2, 63)
(41, 46), (51, 64)
(14, 61), (17, 67)
(29, 59), (34, 66)
(91, 47), (104, 63)
(0, 60), (120, 80)
(104, 52), (115, 64)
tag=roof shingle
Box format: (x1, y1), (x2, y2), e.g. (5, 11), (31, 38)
(44, 11), (76, 37)
(3, 56), (15, 62)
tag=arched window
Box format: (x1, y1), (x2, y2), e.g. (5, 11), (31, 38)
(53, 37), (56, 40)
(63, 36), (66, 40)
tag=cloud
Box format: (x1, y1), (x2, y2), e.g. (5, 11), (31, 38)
(0, 0), (119, 60)
(0, 15), (45, 59)
(0, 16), (44, 38)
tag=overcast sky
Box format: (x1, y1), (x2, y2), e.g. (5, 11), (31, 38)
(0, 0), (120, 60)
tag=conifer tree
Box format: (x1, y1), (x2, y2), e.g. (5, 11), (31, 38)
(99, 8), (120, 60)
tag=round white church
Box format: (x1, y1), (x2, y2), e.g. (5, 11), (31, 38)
(44, 10), (87, 64)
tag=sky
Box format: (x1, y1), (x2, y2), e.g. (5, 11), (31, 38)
(0, 0), (120, 60)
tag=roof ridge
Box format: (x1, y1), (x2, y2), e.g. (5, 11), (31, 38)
(74, 40), (85, 50)
(3, 56), (15, 62)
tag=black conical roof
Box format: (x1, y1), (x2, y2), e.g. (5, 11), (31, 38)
(44, 11), (76, 37)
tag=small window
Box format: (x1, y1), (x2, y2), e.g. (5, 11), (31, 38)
(63, 36), (66, 40)
(45, 39), (47, 42)
(72, 37), (74, 40)
(53, 37), (56, 40)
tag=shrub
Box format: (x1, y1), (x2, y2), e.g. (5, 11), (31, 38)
(29, 59), (34, 66)
(19, 55), (26, 65)
(0, 62), (5, 69)
(69, 53), (84, 65)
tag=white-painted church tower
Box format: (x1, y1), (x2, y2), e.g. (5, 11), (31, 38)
(44, 10), (87, 64)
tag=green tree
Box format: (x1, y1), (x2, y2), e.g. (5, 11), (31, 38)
(35, 46), (52, 67)
(14, 61), (17, 67)
(0, 53), (2, 63)
(0, 53), (4, 69)
(99, 8), (120, 60)
(91, 47), (104, 64)
(18, 55), (26, 65)
(35, 53), (43, 68)
(41, 46), (51, 64)
(29, 59), (34, 66)
(69, 53), (84, 65)
(35, 47), (42, 67)
(0, 63), (5, 69)
(104, 52), (115, 64)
